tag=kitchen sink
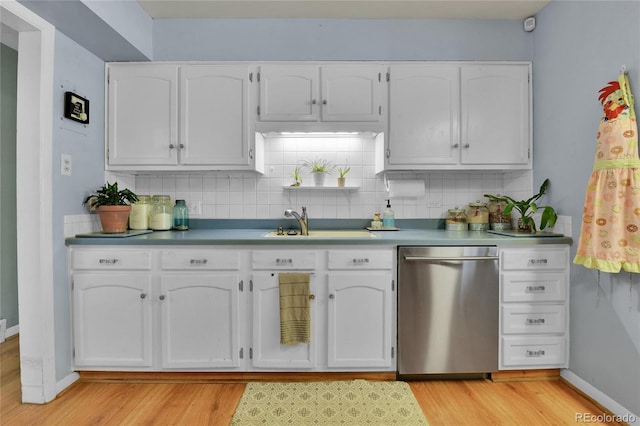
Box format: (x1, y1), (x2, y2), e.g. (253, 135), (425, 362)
(263, 230), (377, 238)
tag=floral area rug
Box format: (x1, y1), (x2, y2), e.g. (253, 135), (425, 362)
(230, 379), (429, 425)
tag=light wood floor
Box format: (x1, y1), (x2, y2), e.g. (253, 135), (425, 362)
(1, 335), (622, 425)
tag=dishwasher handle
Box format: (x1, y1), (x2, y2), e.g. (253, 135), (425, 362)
(403, 255), (499, 262)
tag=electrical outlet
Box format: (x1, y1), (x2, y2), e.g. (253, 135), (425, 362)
(0, 319), (6, 343)
(61, 154), (72, 176)
(187, 200), (202, 215)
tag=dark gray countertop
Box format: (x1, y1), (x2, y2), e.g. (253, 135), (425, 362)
(65, 219), (573, 247)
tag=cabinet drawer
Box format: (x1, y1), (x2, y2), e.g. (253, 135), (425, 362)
(251, 251), (317, 270)
(500, 247), (568, 271)
(501, 336), (567, 368)
(161, 250), (240, 270)
(502, 305), (566, 334)
(501, 271), (567, 302)
(72, 250), (152, 270)
(327, 250), (393, 270)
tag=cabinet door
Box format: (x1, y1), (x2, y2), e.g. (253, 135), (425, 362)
(73, 273), (152, 367)
(327, 272), (393, 368)
(251, 272), (317, 369)
(180, 66), (252, 166)
(258, 65), (319, 121)
(160, 274), (241, 369)
(107, 65), (178, 166)
(321, 66), (382, 122)
(388, 65), (460, 166)
(461, 65), (530, 166)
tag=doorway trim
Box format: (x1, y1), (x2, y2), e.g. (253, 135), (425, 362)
(1, 0), (57, 403)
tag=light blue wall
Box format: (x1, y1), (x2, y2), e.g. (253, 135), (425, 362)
(0, 43), (18, 329)
(533, 1), (640, 415)
(153, 18), (531, 61)
(52, 31), (105, 379)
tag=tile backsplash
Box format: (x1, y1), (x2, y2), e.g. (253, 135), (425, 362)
(106, 134), (535, 221)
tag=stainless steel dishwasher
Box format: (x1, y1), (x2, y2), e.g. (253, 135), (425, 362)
(398, 246), (499, 377)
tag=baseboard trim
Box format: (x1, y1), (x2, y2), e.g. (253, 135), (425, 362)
(78, 371), (397, 384)
(56, 372), (80, 395)
(560, 369), (639, 422)
(491, 369), (560, 382)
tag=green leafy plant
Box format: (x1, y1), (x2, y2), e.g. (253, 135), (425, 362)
(290, 165), (303, 186)
(302, 158), (334, 174)
(338, 166), (351, 178)
(83, 181), (138, 211)
(484, 178), (557, 232)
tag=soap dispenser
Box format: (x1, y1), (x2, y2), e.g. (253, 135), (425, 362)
(382, 199), (395, 229)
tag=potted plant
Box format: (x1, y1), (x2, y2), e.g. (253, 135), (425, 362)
(484, 178), (557, 233)
(83, 181), (139, 233)
(289, 165), (303, 187)
(302, 158), (334, 186)
(337, 166), (350, 188)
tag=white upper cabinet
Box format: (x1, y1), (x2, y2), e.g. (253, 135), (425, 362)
(381, 63), (531, 172)
(257, 64), (385, 129)
(108, 65), (178, 166)
(107, 63), (262, 172)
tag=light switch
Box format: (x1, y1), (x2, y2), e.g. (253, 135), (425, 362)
(61, 154), (72, 176)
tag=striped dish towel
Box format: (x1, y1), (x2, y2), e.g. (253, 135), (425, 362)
(279, 272), (311, 345)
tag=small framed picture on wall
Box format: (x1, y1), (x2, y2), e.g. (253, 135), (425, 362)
(64, 91), (89, 124)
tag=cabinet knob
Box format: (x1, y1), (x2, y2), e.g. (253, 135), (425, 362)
(452, 143), (459, 148)
(329, 294), (335, 299)
(169, 144), (175, 149)
(159, 295), (166, 301)
(179, 144), (185, 149)
(463, 143), (470, 148)
(311, 99), (317, 105)
(322, 99), (327, 105)
(140, 293), (147, 299)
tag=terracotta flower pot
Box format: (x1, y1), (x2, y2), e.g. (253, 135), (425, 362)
(97, 205), (132, 233)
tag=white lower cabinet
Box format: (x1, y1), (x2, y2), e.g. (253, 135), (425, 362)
(498, 245), (569, 370)
(70, 245), (395, 372)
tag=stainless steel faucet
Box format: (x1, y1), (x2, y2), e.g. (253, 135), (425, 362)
(284, 207), (308, 236)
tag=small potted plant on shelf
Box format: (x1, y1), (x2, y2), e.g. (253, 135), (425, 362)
(484, 178), (557, 233)
(83, 181), (138, 233)
(337, 166), (350, 188)
(302, 158), (334, 186)
(289, 165), (303, 187)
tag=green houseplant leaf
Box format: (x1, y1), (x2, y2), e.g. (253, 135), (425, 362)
(83, 181), (138, 211)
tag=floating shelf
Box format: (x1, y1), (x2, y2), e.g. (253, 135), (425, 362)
(282, 185), (360, 191)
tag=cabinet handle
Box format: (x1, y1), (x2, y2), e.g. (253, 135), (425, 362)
(528, 258), (549, 265)
(329, 294), (335, 299)
(386, 148), (391, 159)
(190, 259), (208, 265)
(159, 295), (166, 301)
(526, 349), (545, 357)
(99, 258), (119, 264)
(526, 285), (546, 293)
(169, 144), (175, 149)
(276, 258), (293, 264)
(525, 318), (545, 325)
(249, 148), (254, 159)
(140, 293), (147, 299)
(352, 258), (370, 264)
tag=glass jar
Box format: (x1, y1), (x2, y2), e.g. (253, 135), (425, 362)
(129, 195), (151, 230)
(487, 197), (512, 231)
(445, 207), (467, 231)
(173, 200), (190, 231)
(150, 195), (173, 230)
(466, 201), (489, 231)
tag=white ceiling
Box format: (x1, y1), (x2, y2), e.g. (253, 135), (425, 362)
(137, 0), (550, 20)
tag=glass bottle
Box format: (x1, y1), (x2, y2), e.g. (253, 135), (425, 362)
(487, 197), (512, 231)
(129, 195), (151, 230)
(150, 195), (173, 231)
(466, 201), (489, 231)
(445, 207), (467, 231)
(173, 199), (189, 231)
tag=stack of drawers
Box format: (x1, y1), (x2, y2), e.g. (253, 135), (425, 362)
(499, 245), (569, 370)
